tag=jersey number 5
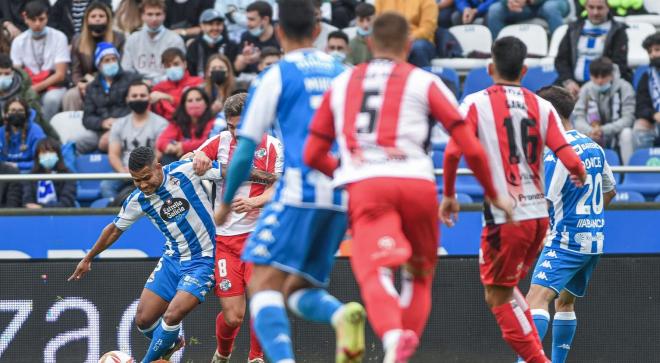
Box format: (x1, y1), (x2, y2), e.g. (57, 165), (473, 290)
(357, 90), (381, 134)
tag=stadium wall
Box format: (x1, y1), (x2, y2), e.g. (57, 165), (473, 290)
(0, 257), (658, 362)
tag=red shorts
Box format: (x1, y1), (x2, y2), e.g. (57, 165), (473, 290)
(347, 177), (439, 282)
(214, 233), (253, 297)
(479, 218), (549, 286)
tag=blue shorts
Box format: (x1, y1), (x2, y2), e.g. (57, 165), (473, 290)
(241, 203), (347, 287)
(531, 246), (601, 297)
(144, 255), (215, 303)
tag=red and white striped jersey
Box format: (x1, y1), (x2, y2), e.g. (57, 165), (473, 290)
(197, 131), (284, 236)
(309, 59), (463, 186)
(460, 85), (571, 224)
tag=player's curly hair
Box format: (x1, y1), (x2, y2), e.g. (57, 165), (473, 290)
(128, 146), (156, 172)
(224, 93), (248, 118)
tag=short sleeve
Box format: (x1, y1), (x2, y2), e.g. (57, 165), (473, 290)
(109, 119), (122, 144)
(237, 65), (282, 143)
(113, 192), (144, 231)
(602, 160), (616, 193)
(54, 31), (71, 63)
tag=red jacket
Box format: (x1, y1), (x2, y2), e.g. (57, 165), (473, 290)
(151, 71), (204, 121)
(156, 119), (215, 154)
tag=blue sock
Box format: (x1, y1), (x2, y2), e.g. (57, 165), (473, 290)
(552, 312), (577, 363)
(137, 318), (161, 340)
(287, 288), (342, 325)
(531, 309), (550, 340)
(141, 320), (181, 363)
(251, 290), (295, 363)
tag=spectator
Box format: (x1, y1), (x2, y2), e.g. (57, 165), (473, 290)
(23, 138), (77, 209)
(0, 161), (22, 208)
(215, 0), (277, 43)
(438, 0), (455, 28)
(121, 0), (186, 84)
(164, 0), (214, 40)
(10, 0), (70, 123)
(488, 0), (569, 39)
(76, 42), (141, 154)
(312, 0), (339, 51)
(0, 54), (58, 140)
(114, 0), (142, 34)
(375, 0), (439, 68)
(186, 9), (240, 78)
(62, 2), (126, 112)
(633, 32), (660, 150)
(150, 47), (204, 121)
(331, 0), (358, 29)
(204, 53), (236, 114)
(453, 0), (497, 25)
(347, 2), (374, 65)
(577, 0), (644, 17)
(573, 57), (634, 163)
(257, 46), (281, 72)
(0, 0), (33, 40)
(326, 30), (350, 64)
(156, 87), (214, 164)
(0, 98), (46, 173)
(49, 0), (112, 42)
(233, 1), (279, 74)
(101, 80), (168, 199)
(555, 0), (629, 98)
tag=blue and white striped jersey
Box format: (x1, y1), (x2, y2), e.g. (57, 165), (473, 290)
(545, 130), (616, 254)
(238, 48), (347, 210)
(113, 160), (221, 261)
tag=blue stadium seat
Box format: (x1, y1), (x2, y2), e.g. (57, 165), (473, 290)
(456, 157), (484, 198)
(75, 154), (113, 202)
(521, 66), (558, 92)
(633, 65), (649, 90)
(603, 148), (622, 184)
(431, 149), (444, 188)
(655, 194), (660, 202)
(461, 67), (493, 101)
(90, 197), (112, 208)
(423, 66), (460, 97)
(618, 148), (660, 196)
(612, 191), (646, 203)
(456, 193), (474, 203)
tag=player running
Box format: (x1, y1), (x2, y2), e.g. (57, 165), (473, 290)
(440, 37), (587, 363)
(214, 1), (366, 362)
(191, 93), (283, 363)
(518, 86), (616, 363)
(304, 12), (512, 363)
(69, 147), (221, 363)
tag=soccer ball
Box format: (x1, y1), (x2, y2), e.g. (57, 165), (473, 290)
(98, 351), (135, 363)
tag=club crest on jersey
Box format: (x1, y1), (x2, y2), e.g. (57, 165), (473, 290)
(169, 176), (180, 187)
(160, 198), (190, 222)
(254, 148), (267, 159)
(219, 278), (232, 292)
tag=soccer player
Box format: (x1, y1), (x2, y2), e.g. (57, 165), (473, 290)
(192, 93), (283, 363)
(520, 86), (616, 363)
(214, 1), (366, 363)
(440, 37), (588, 363)
(68, 146), (221, 363)
(303, 12), (512, 363)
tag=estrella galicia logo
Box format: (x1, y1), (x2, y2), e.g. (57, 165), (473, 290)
(159, 198), (190, 222)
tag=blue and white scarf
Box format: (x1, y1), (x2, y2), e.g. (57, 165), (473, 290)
(575, 21), (611, 82)
(37, 180), (57, 205)
(649, 67), (660, 113)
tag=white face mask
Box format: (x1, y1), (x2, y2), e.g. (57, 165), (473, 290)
(329, 50), (346, 62)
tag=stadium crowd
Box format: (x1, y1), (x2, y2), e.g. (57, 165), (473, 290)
(0, 0), (658, 209)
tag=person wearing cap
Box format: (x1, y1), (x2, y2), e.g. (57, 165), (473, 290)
(186, 8), (239, 78)
(75, 42), (142, 154)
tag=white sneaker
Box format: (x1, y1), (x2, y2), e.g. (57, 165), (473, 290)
(211, 350), (230, 363)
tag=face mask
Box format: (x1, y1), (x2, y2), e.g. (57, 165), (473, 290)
(88, 23), (107, 34)
(128, 100), (149, 114)
(39, 152), (59, 170)
(0, 75), (13, 91)
(651, 57), (660, 69)
(186, 102), (206, 118)
(7, 112), (26, 128)
(329, 51), (346, 62)
(210, 70), (227, 85)
(597, 82), (612, 93)
(147, 24), (164, 34)
(166, 66), (184, 82)
(101, 62), (119, 78)
(29, 27), (48, 38)
(249, 25), (264, 37)
(357, 27), (371, 37)
(203, 33), (223, 45)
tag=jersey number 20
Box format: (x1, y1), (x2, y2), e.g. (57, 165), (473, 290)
(576, 173), (604, 215)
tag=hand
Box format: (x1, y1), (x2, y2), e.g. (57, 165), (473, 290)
(192, 151), (212, 175)
(4, 22), (21, 38)
(507, 0), (525, 12)
(173, 142), (183, 156)
(653, 112), (660, 124)
(25, 203), (42, 209)
(437, 0), (453, 9)
(101, 118), (115, 130)
(150, 91), (173, 104)
(214, 202), (232, 225)
(439, 195), (460, 227)
(68, 258), (91, 281)
(570, 172), (586, 187)
(489, 194), (514, 223)
(589, 124), (603, 140)
(232, 197), (258, 213)
(462, 8), (477, 24)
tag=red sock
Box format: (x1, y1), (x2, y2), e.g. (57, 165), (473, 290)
(248, 321), (264, 360)
(491, 301), (549, 363)
(353, 266), (403, 338)
(215, 312), (240, 356)
(400, 270), (433, 337)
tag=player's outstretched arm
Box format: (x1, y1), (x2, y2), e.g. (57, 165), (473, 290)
(68, 223), (124, 281)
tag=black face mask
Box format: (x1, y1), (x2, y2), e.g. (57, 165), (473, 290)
(88, 23), (108, 35)
(651, 57), (660, 69)
(6, 112), (26, 128)
(211, 70), (227, 85)
(128, 100), (149, 114)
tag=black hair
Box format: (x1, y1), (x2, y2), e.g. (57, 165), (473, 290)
(642, 32), (660, 52)
(128, 146), (156, 171)
(161, 47), (186, 65)
(246, 1), (273, 22)
(260, 46), (282, 60)
(328, 30), (349, 44)
(537, 86), (576, 120)
(172, 87), (213, 139)
(127, 79), (150, 95)
(589, 57), (614, 77)
(355, 2), (375, 18)
(0, 54), (12, 69)
(492, 37), (527, 82)
(278, 0), (317, 42)
(224, 93), (248, 118)
(24, 0), (49, 18)
(3, 97), (30, 153)
(31, 137), (70, 174)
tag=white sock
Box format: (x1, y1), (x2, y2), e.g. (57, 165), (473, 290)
(383, 329), (403, 352)
(330, 304), (345, 328)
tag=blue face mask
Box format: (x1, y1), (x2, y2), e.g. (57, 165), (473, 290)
(598, 82), (612, 93)
(166, 66), (184, 82)
(147, 24), (164, 34)
(329, 51), (346, 63)
(39, 152), (59, 170)
(29, 27), (48, 38)
(203, 33), (223, 45)
(357, 27), (371, 37)
(101, 62), (119, 78)
(0, 74), (13, 91)
(249, 25), (264, 37)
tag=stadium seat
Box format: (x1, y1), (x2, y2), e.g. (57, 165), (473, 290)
(423, 66), (460, 96)
(604, 148), (622, 184)
(626, 22), (656, 67)
(497, 24), (549, 58)
(612, 191), (646, 203)
(50, 111), (86, 144)
(90, 197), (112, 209)
(521, 65), (558, 92)
(633, 65), (649, 90)
(540, 24), (568, 66)
(456, 157), (484, 198)
(655, 194), (660, 202)
(625, 0), (660, 26)
(432, 25), (492, 72)
(618, 148), (660, 196)
(75, 154), (113, 202)
(461, 67), (493, 100)
(456, 193), (474, 203)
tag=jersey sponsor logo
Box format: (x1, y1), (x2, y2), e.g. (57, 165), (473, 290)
(535, 271), (548, 280)
(218, 278), (232, 292)
(517, 192), (545, 202)
(576, 219), (605, 228)
(545, 250), (557, 258)
(540, 260), (552, 269)
(159, 198), (190, 222)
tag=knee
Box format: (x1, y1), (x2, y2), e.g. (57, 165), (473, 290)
(540, 0), (565, 15)
(223, 309), (245, 328)
(484, 285), (513, 308)
(162, 307), (185, 326)
(43, 90), (64, 106)
(488, 3), (506, 17)
(134, 308), (155, 330)
(555, 296), (575, 312)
